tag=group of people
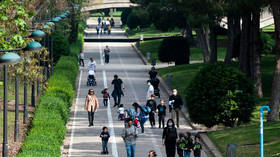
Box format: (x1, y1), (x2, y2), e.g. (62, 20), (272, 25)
(96, 16), (115, 35)
(81, 42), (202, 156)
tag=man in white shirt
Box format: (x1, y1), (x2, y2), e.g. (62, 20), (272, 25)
(146, 80), (154, 100)
(88, 57), (97, 71)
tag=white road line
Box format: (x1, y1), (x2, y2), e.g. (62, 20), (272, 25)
(103, 70), (118, 157)
(68, 70), (83, 157)
(100, 42), (118, 157)
(113, 45), (163, 157)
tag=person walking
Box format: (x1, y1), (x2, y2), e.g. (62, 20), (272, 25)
(169, 89), (183, 127)
(100, 126), (110, 154)
(193, 135), (202, 157)
(85, 89), (99, 126)
(146, 94), (157, 128)
(162, 119), (177, 157)
(98, 16), (102, 25)
(103, 45), (110, 64)
(101, 88), (110, 106)
(177, 133), (186, 157)
(184, 132), (193, 157)
(96, 24), (100, 35)
(79, 50), (84, 67)
(88, 57), (97, 72)
(146, 80), (154, 101)
(149, 67), (157, 80)
(133, 102), (149, 134)
(157, 99), (167, 128)
(109, 75), (125, 107)
(122, 118), (138, 157)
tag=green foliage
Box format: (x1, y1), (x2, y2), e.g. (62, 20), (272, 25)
(186, 63), (256, 127)
(121, 8), (132, 25)
(17, 56), (78, 157)
(260, 31), (274, 55)
(158, 37), (190, 65)
(127, 8), (151, 29)
(53, 30), (70, 62)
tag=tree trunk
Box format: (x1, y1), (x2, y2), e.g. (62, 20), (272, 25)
(268, 0), (280, 122)
(195, 26), (211, 63)
(185, 22), (194, 43)
(210, 26), (217, 64)
(225, 15), (241, 64)
(250, 10), (263, 97)
(239, 14), (251, 76)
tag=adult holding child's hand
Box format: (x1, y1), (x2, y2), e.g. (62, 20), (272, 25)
(85, 89), (99, 127)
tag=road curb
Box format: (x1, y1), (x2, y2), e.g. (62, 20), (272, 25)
(131, 43), (223, 157)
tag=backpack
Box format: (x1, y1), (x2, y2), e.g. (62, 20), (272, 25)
(140, 105), (151, 114)
(125, 108), (136, 120)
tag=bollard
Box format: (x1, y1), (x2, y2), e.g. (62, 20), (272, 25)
(166, 75), (173, 87)
(226, 143), (237, 157)
(146, 52), (151, 61)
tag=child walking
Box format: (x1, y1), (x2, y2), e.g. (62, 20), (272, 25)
(118, 104), (125, 120)
(101, 88), (110, 106)
(177, 133), (186, 157)
(184, 132), (193, 157)
(156, 99), (166, 128)
(100, 126), (110, 154)
(193, 135), (202, 157)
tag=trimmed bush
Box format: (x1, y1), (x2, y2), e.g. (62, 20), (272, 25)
(121, 8), (132, 25)
(17, 56), (78, 157)
(158, 36), (190, 65)
(186, 63), (256, 128)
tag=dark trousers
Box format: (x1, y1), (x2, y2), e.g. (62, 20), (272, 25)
(88, 108), (95, 125)
(158, 115), (165, 128)
(102, 140), (108, 153)
(165, 141), (176, 157)
(79, 59), (84, 67)
(103, 98), (108, 106)
(113, 94), (121, 106)
(105, 55), (110, 63)
(149, 112), (155, 127)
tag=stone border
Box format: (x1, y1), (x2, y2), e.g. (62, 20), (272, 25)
(131, 43), (224, 157)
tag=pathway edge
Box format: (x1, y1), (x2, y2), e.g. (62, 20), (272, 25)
(131, 43), (224, 157)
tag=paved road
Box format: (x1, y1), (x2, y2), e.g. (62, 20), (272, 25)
(66, 20), (207, 157)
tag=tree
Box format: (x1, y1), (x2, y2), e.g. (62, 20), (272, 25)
(267, 0), (280, 122)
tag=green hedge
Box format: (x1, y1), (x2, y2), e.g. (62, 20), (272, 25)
(17, 56), (78, 157)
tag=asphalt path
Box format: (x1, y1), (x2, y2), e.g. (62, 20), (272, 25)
(66, 21), (207, 157)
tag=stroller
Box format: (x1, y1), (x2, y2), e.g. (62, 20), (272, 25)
(150, 77), (160, 98)
(87, 70), (97, 86)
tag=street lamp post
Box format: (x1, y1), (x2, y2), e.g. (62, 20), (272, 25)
(23, 41), (43, 123)
(260, 106), (270, 157)
(0, 52), (22, 157)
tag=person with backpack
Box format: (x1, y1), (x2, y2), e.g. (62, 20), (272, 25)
(169, 89), (183, 127)
(133, 102), (150, 134)
(162, 119), (177, 157)
(146, 94), (157, 128)
(103, 45), (110, 64)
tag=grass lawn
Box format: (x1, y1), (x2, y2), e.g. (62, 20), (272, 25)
(158, 55), (280, 156)
(262, 25), (275, 32)
(138, 39), (227, 63)
(91, 11), (122, 17)
(0, 112), (24, 141)
(127, 26), (181, 38)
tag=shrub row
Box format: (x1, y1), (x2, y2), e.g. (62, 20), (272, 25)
(17, 56), (79, 157)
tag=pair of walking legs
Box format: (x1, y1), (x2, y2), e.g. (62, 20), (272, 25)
(102, 140), (108, 153)
(165, 142), (176, 157)
(105, 55), (110, 63)
(113, 94), (121, 107)
(88, 108), (95, 126)
(171, 108), (180, 127)
(103, 99), (108, 106)
(79, 59), (84, 67)
(149, 112), (155, 127)
(126, 144), (136, 157)
(158, 115), (165, 128)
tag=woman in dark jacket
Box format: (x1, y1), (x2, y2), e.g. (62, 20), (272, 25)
(162, 119), (178, 157)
